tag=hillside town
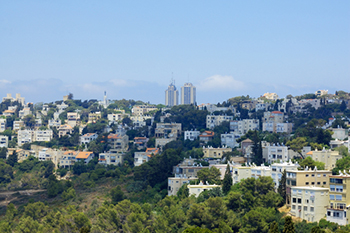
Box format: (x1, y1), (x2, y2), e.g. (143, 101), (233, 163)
(1, 86), (350, 232)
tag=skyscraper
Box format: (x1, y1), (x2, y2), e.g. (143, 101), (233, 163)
(165, 81), (179, 106)
(181, 82), (196, 105)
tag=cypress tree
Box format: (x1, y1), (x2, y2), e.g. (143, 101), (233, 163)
(278, 169), (287, 204)
(283, 216), (295, 233)
(222, 164), (233, 195)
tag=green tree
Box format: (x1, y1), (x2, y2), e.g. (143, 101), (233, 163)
(340, 100), (347, 112)
(270, 221), (279, 233)
(286, 137), (308, 158)
(111, 186), (125, 204)
(283, 216), (295, 233)
(0, 147), (7, 159)
(5, 203), (17, 222)
(7, 150), (17, 167)
(299, 156), (325, 170)
(222, 164), (233, 195)
(278, 170), (287, 204)
(197, 167), (221, 184)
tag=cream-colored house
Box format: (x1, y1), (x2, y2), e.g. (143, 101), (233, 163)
(290, 186), (329, 222)
(206, 115), (234, 129)
(308, 149), (342, 170)
(203, 146), (232, 159)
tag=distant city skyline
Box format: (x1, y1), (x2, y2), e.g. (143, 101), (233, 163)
(181, 83), (196, 105)
(1, 1), (349, 104)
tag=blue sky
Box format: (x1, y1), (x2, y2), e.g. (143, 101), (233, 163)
(0, 1), (349, 104)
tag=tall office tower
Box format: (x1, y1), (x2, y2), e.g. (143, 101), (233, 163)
(165, 81), (179, 106)
(181, 82), (196, 105)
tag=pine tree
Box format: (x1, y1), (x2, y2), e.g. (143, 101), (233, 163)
(7, 150), (17, 167)
(222, 164), (233, 195)
(340, 100), (347, 112)
(283, 216), (295, 233)
(269, 221), (279, 233)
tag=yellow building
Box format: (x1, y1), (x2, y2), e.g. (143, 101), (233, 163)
(327, 174), (350, 225)
(286, 169), (332, 206)
(308, 149), (342, 170)
(202, 146), (232, 159)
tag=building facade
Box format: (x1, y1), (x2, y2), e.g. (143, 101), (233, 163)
(290, 186), (329, 222)
(165, 82), (179, 107)
(181, 83), (196, 105)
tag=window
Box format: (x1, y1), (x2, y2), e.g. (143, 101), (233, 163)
(323, 174), (327, 177)
(336, 195), (342, 201)
(317, 174), (321, 177)
(330, 178), (343, 184)
(312, 174), (315, 177)
(323, 182), (327, 185)
(306, 174), (309, 177)
(306, 199), (309, 203)
(317, 182), (320, 185)
(292, 198), (296, 203)
(330, 185), (335, 192)
(327, 211), (331, 216)
(336, 185), (343, 192)
(292, 205), (296, 210)
(345, 211), (347, 218)
(298, 198), (302, 204)
(304, 206), (308, 211)
(311, 182), (315, 185)
(298, 206), (302, 210)
(330, 195), (335, 200)
(305, 182), (309, 185)
(310, 207), (314, 212)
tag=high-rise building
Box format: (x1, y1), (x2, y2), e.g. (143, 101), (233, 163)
(181, 83), (196, 105)
(165, 81), (179, 106)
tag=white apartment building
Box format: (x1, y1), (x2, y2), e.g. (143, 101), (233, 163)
(18, 129), (53, 146)
(35, 129), (53, 142)
(264, 144), (289, 163)
(17, 130), (35, 146)
(271, 161), (299, 188)
(80, 133), (98, 145)
(48, 118), (61, 128)
(67, 112), (79, 127)
(13, 120), (24, 131)
(184, 130), (200, 141)
(221, 133), (239, 148)
(0, 118), (6, 132)
(98, 150), (124, 166)
(0, 135), (8, 148)
(290, 186), (329, 222)
(206, 115), (234, 129)
(230, 119), (259, 134)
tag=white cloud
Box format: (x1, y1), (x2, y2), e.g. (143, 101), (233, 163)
(197, 75), (246, 91)
(0, 79), (11, 84)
